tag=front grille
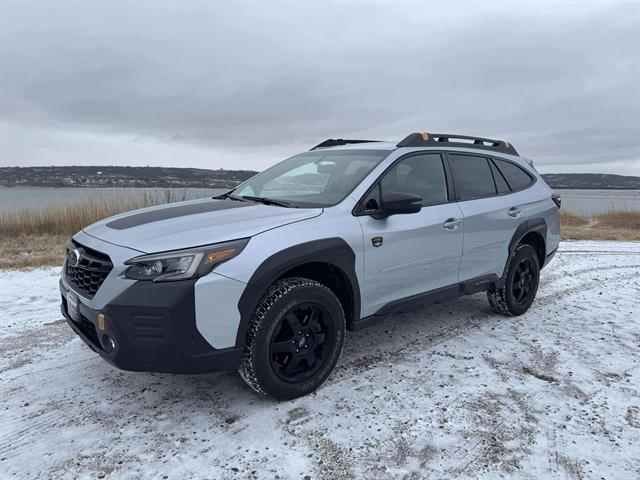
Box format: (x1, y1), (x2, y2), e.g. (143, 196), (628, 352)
(61, 296), (102, 351)
(76, 315), (102, 350)
(65, 241), (113, 298)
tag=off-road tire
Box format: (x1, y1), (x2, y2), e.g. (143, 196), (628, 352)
(238, 277), (345, 400)
(487, 244), (540, 316)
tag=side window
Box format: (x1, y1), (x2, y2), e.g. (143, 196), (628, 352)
(362, 153), (448, 210)
(448, 154), (497, 201)
(493, 159), (533, 191)
(489, 159), (511, 194)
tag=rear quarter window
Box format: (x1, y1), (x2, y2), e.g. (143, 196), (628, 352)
(494, 158), (533, 191)
(489, 160), (511, 194)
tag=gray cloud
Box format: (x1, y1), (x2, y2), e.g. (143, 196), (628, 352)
(1, 1), (638, 173)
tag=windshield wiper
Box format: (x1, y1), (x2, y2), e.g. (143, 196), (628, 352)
(212, 191), (246, 202)
(240, 195), (291, 207)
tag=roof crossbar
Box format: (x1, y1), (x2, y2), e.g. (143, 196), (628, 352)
(397, 132), (519, 156)
(310, 139), (382, 150)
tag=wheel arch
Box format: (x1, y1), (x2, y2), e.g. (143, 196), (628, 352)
(502, 218), (547, 281)
(235, 238), (361, 346)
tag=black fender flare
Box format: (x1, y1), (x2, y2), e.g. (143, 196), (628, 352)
(500, 218), (547, 283)
(235, 238), (361, 347)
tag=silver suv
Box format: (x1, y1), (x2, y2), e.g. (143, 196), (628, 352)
(60, 132), (561, 400)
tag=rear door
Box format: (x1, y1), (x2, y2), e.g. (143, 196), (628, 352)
(447, 153), (525, 282)
(356, 152), (464, 315)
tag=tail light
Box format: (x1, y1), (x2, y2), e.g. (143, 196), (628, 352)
(552, 193), (561, 209)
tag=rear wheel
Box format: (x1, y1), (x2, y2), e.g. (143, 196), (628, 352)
(487, 244), (540, 316)
(238, 277), (345, 400)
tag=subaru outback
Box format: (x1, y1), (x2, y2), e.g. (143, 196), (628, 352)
(60, 132), (561, 400)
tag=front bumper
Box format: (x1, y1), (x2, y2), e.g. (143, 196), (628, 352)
(60, 277), (243, 374)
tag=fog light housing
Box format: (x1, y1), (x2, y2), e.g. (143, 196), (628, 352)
(102, 335), (116, 353)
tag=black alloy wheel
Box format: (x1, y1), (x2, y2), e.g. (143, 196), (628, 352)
(238, 277), (345, 400)
(511, 257), (535, 306)
(487, 243), (540, 316)
(269, 303), (335, 383)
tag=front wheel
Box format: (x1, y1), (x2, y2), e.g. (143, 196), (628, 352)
(238, 277), (345, 400)
(487, 244), (540, 316)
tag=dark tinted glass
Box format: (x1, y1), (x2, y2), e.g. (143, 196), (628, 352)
(378, 153), (448, 206)
(494, 159), (533, 191)
(449, 154), (497, 200)
(362, 184), (381, 212)
(489, 159), (511, 194)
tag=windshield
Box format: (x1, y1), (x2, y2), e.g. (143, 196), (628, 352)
(232, 149), (391, 207)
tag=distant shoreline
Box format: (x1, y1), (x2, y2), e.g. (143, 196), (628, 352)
(1, 166), (639, 190)
(0, 185), (235, 190)
(2, 185), (640, 191)
(0, 166), (257, 190)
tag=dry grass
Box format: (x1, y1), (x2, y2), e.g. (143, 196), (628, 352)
(560, 210), (589, 227)
(560, 210), (640, 241)
(594, 210), (640, 230)
(0, 190), (187, 236)
(1, 200), (639, 269)
(0, 190), (188, 269)
(560, 225), (640, 241)
(0, 234), (68, 270)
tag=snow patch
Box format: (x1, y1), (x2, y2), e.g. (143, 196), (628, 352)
(1, 242), (639, 479)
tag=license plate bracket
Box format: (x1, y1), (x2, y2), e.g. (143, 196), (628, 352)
(67, 291), (80, 322)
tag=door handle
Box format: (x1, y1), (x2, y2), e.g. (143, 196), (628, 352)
(508, 207), (523, 218)
(443, 218), (462, 230)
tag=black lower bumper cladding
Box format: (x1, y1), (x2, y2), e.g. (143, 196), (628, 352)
(61, 278), (242, 374)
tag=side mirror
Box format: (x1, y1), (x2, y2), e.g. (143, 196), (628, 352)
(373, 192), (422, 218)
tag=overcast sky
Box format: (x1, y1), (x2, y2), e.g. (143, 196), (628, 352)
(1, 0), (639, 174)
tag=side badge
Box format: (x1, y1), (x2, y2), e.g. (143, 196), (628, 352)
(371, 236), (383, 248)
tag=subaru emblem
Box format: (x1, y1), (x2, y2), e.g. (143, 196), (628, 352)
(68, 248), (81, 267)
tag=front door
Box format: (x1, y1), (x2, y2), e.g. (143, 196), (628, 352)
(356, 153), (464, 316)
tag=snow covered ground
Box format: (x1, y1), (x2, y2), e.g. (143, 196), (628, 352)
(1, 240), (639, 479)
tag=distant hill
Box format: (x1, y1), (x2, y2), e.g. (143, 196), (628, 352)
(541, 173), (640, 190)
(0, 166), (638, 190)
(0, 166), (258, 189)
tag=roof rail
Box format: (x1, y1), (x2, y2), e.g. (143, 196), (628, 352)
(310, 139), (382, 150)
(397, 132), (519, 156)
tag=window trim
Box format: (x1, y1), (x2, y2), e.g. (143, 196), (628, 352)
(488, 158), (511, 195)
(443, 152), (537, 202)
(352, 150), (538, 215)
(352, 151), (455, 216)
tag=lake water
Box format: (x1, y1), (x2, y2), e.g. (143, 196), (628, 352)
(0, 187), (639, 216)
(0, 187), (228, 213)
(556, 189), (640, 215)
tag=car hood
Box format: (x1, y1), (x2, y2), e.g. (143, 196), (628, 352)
(82, 198), (323, 254)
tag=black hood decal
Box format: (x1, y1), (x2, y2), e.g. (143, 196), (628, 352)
(106, 200), (252, 230)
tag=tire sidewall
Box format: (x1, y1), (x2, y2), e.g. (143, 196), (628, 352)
(251, 282), (345, 400)
(505, 245), (540, 315)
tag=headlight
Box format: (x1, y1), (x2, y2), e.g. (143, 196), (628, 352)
(124, 238), (248, 282)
